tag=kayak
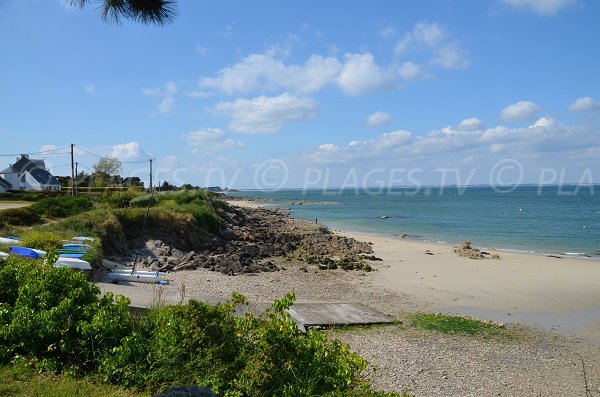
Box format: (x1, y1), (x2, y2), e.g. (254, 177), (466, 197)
(0, 237), (21, 245)
(111, 268), (167, 277)
(9, 246), (46, 259)
(72, 236), (95, 242)
(59, 253), (86, 259)
(0, 252), (8, 260)
(107, 272), (167, 284)
(54, 257), (92, 270)
(63, 243), (92, 251)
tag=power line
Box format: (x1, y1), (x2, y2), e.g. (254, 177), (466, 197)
(0, 146), (72, 157)
(74, 145), (150, 164)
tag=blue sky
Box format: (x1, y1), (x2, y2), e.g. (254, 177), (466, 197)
(1, 0), (599, 189)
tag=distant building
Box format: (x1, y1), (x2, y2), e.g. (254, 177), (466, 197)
(0, 154), (61, 192)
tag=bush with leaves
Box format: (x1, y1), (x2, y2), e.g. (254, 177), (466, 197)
(0, 206), (42, 227)
(0, 257), (132, 373)
(32, 196), (93, 218)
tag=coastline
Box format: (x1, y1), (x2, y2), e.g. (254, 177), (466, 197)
(115, 198), (600, 395)
(230, 198), (600, 345)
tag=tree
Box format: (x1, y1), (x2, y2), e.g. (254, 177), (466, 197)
(93, 156), (122, 176)
(68, 0), (177, 25)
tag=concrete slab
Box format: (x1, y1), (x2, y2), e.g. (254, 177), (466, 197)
(96, 282), (395, 329)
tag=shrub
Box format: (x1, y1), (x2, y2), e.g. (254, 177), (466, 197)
(0, 256), (132, 372)
(98, 190), (144, 208)
(32, 196), (93, 218)
(0, 206), (42, 226)
(19, 230), (65, 252)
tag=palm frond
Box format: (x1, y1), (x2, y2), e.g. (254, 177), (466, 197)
(127, 0), (177, 25)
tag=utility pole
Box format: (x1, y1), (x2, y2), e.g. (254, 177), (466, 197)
(70, 144), (75, 197)
(149, 159), (153, 195)
(75, 162), (78, 196)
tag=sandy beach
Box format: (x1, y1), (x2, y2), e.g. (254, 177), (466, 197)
(228, 198), (600, 342)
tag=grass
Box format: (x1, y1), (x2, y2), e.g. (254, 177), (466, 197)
(0, 363), (147, 397)
(410, 313), (509, 338)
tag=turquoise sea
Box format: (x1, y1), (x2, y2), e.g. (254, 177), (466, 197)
(233, 185), (600, 259)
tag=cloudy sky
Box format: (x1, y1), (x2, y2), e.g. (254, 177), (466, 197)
(1, 0), (599, 189)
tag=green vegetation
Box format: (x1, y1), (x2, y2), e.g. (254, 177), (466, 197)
(410, 313), (508, 338)
(0, 256), (402, 396)
(31, 196), (93, 218)
(0, 362), (146, 397)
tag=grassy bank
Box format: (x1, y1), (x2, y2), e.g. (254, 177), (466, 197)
(0, 363), (146, 397)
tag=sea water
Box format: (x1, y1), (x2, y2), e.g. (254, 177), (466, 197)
(233, 185), (600, 259)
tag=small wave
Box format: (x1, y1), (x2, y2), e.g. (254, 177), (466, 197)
(496, 248), (536, 254)
(563, 252), (587, 256)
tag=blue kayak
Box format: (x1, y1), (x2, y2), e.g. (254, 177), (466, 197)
(10, 246), (39, 259)
(59, 253), (86, 259)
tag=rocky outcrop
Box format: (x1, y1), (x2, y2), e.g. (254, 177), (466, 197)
(111, 204), (376, 276)
(453, 240), (500, 260)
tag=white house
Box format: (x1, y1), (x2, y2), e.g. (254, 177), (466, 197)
(0, 155), (61, 192)
(0, 176), (11, 193)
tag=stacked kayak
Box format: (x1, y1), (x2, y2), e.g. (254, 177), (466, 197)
(57, 243), (92, 259)
(9, 246), (46, 258)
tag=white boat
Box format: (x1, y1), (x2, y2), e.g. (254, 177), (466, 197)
(72, 236), (95, 242)
(0, 237), (20, 245)
(107, 271), (167, 284)
(54, 257), (92, 270)
(111, 268), (167, 277)
(0, 252), (8, 260)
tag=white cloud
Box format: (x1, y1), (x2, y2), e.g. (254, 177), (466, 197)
(398, 61), (425, 80)
(430, 42), (470, 69)
(302, 111), (598, 166)
(366, 111), (392, 127)
(379, 25), (397, 39)
(40, 144), (58, 153)
(158, 97), (174, 113)
(80, 82), (96, 95)
(394, 22), (470, 70)
(569, 96), (600, 112)
(201, 52), (341, 95)
(140, 87), (161, 96)
(196, 44), (210, 56)
(213, 93), (318, 134)
(498, 100), (540, 123)
(112, 142), (145, 160)
(502, 0), (577, 16)
(336, 52), (395, 96)
(458, 117), (484, 131)
(305, 129), (412, 164)
(165, 81), (178, 94)
(182, 128), (245, 155)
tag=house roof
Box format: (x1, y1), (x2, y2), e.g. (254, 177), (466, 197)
(2, 155), (60, 186)
(0, 176), (11, 189)
(8, 156), (47, 173)
(27, 169), (60, 186)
